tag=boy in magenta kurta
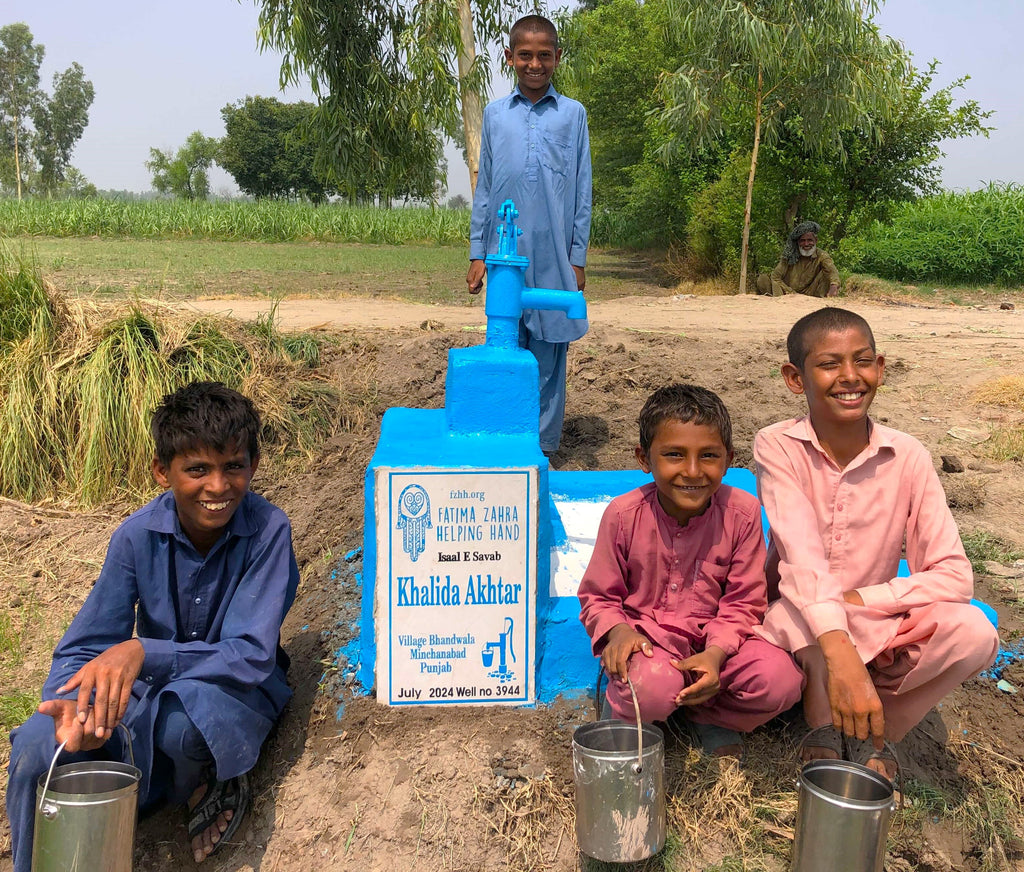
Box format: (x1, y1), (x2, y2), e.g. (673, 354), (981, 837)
(755, 307), (998, 781)
(579, 385), (803, 756)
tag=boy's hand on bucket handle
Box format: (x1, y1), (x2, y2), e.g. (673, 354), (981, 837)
(57, 639), (145, 741)
(37, 699), (107, 752)
(819, 630), (886, 749)
(672, 646), (726, 706)
(601, 623), (653, 682)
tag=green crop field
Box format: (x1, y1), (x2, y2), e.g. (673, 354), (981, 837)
(0, 198), (470, 245)
(855, 184), (1024, 286)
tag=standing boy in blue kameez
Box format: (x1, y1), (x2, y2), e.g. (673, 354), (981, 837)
(467, 13), (592, 455)
(6, 382), (299, 869)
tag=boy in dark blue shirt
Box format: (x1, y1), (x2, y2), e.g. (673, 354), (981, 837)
(6, 382), (300, 868)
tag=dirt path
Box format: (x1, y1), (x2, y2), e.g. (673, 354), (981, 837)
(184, 292), (1024, 344)
(4, 290), (1024, 872)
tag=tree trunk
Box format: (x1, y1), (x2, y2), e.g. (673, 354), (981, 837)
(784, 193), (806, 230)
(739, 68), (762, 294)
(456, 0), (483, 196)
(14, 116), (22, 201)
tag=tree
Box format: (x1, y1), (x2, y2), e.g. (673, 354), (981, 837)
(31, 62), (95, 196)
(255, 1), (532, 201)
(557, 0), (729, 246)
(0, 23), (43, 200)
(660, 0), (907, 292)
(219, 96), (329, 202)
(146, 132), (219, 200)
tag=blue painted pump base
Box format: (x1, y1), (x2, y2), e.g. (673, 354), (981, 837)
(357, 198), (996, 704)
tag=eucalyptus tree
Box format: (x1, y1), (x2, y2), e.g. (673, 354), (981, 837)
(660, 0), (907, 292)
(256, 0), (534, 200)
(31, 62), (95, 196)
(0, 23), (43, 200)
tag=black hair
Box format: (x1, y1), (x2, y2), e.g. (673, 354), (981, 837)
(151, 381), (261, 467)
(509, 14), (559, 51)
(787, 307), (876, 370)
(638, 384), (733, 454)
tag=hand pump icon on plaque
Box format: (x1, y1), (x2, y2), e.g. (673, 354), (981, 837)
(481, 617), (516, 682)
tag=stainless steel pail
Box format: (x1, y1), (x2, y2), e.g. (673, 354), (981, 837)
(791, 759), (895, 872)
(573, 719), (665, 862)
(32, 749), (141, 872)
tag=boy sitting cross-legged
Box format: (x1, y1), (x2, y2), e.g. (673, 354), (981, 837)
(578, 384), (804, 758)
(755, 307), (999, 781)
(6, 382), (299, 869)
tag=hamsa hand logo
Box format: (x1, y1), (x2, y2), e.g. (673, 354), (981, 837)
(396, 484), (431, 562)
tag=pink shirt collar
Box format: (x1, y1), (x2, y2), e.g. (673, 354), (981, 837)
(781, 416), (896, 472)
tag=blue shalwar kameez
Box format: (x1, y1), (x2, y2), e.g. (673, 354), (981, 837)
(6, 490), (299, 872)
(470, 84), (592, 452)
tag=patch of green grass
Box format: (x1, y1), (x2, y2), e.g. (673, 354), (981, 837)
(962, 530), (1024, 574)
(0, 691), (37, 731)
(903, 779), (953, 819)
(11, 237), (667, 307)
(0, 612), (23, 666)
(987, 427), (1024, 462)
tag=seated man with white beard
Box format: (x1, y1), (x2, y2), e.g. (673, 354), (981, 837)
(756, 220), (841, 298)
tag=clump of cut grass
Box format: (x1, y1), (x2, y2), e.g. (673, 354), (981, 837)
(247, 300), (322, 368)
(0, 247), (343, 506)
(0, 244), (64, 346)
(972, 376), (1024, 462)
(974, 376), (1024, 410)
(476, 773), (574, 871)
(664, 739), (795, 871)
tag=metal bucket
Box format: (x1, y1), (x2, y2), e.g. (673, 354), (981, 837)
(791, 759), (895, 872)
(573, 719), (665, 862)
(32, 733), (141, 872)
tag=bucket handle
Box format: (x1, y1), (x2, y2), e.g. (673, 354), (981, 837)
(627, 676), (643, 775)
(38, 722), (136, 818)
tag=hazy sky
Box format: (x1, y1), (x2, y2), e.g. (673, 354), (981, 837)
(18, 1), (1023, 199)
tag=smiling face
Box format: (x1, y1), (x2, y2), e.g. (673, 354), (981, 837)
(797, 232), (817, 257)
(505, 30), (561, 103)
(152, 441), (258, 554)
(782, 326), (885, 430)
(635, 419), (732, 527)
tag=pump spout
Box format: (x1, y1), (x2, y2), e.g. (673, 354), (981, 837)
(520, 286), (587, 321)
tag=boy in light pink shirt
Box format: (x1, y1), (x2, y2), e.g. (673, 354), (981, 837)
(579, 384), (803, 758)
(755, 307), (998, 781)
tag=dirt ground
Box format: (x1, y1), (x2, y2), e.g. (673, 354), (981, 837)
(3, 287), (1024, 871)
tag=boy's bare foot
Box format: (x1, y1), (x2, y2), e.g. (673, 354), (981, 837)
(186, 773), (249, 863)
